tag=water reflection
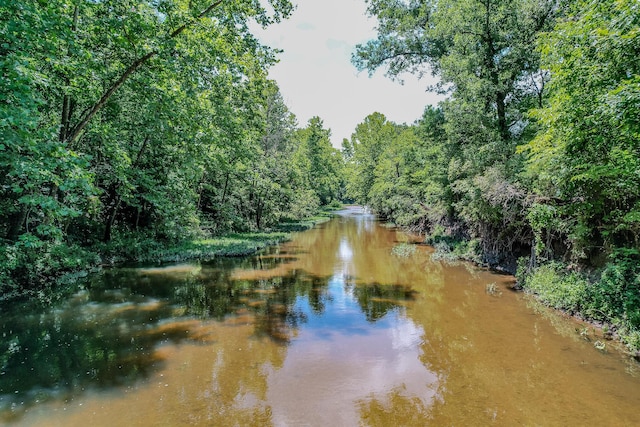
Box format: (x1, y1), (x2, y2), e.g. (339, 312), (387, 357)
(4, 207), (640, 426)
(263, 274), (435, 426)
(0, 216), (426, 423)
(0, 293), (187, 419)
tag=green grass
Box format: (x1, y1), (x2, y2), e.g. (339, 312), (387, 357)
(138, 231), (292, 263)
(518, 262), (589, 312)
(272, 211), (334, 232)
(100, 210), (336, 264)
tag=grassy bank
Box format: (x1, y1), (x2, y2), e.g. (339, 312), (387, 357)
(0, 210), (336, 304)
(516, 255), (640, 355)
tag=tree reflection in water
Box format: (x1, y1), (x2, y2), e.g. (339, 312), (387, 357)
(0, 247), (414, 422)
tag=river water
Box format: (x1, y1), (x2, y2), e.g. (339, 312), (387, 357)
(1, 206), (639, 426)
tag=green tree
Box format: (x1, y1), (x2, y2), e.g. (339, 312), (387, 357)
(523, 0), (640, 261)
(1, 0), (294, 243)
(0, 0), (300, 297)
(354, 0), (558, 259)
(294, 117), (342, 206)
(345, 112), (398, 206)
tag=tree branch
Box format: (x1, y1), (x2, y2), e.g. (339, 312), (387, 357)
(66, 0), (224, 144)
(170, 0), (224, 38)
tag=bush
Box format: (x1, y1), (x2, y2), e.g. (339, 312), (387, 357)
(589, 252), (640, 330)
(95, 232), (166, 264)
(0, 235), (99, 302)
(520, 262), (589, 312)
(519, 252), (640, 352)
(391, 242), (416, 258)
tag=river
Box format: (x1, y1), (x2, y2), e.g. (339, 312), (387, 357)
(1, 206), (639, 426)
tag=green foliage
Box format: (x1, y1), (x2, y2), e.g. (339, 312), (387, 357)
(523, 0), (640, 260)
(428, 232), (482, 264)
(0, 0), (351, 301)
(591, 252), (640, 331)
(344, 112), (399, 206)
(294, 117), (343, 207)
(353, 0), (556, 264)
(519, 253), (640, 351)
(351, 0), (640, 352)
(0, 236), (99, 302)
(519, 262), (590, 312)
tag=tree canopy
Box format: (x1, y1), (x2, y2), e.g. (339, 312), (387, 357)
(349, 0), (640, 348)
(0, 0), (344, 298)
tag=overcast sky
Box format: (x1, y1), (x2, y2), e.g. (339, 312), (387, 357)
(253, 0), (444, 147)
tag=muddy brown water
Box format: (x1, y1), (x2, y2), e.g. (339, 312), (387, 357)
(1, 206), (639, 426)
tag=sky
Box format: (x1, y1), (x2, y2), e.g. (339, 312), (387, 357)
(253, 0), (444, 147)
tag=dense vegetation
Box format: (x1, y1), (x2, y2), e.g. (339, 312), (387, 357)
(347, 0), (640, 351)
(2, 0), (639, 352)
(0, 0), (343, 300)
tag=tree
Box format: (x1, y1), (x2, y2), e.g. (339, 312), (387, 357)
(1, 1), (309, 297)
(354, 0), (557, 142)
(523, 0), (640, 261)
(353, 0), (559, 260)
(1, 0), (294, 243)
(294, 117), (342, 206)
(345, 112), (399, 206)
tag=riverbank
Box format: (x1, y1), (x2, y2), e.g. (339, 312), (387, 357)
(0, 211), (335, 304)
(5, 203), (640, 427)
(515, 259), (640, 357)
(99, 213), (333, 265)
(421, 227), (640, 355)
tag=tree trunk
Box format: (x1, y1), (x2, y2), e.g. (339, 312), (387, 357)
(103, 196), (122, 242)
(496, 91), (509, 142)
(221, 172), (230, 206)
(102, 135), (149, 242)
(256, 198), (262, 229)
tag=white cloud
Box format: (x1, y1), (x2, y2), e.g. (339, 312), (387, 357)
(254, 0), (444, 147)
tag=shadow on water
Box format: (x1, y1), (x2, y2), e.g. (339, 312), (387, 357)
(0, 295), (186, 422)
(349, 280), (418, 322)
(0, 247), (415, 422)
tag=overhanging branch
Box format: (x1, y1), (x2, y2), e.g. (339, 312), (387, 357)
(66, 0), (224, 144)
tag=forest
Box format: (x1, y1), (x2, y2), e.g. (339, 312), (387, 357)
(1, 0), (639, 350)
(1, 0), (342, 299)
(347, 0), (640, 350)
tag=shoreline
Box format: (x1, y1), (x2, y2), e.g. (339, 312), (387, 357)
(0, 212), (336, 305)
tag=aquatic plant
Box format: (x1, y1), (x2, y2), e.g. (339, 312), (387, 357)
(391, 243), (417, 258)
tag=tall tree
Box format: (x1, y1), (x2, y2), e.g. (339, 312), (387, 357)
(523, 0), (640, 261)
(345, 112), (398, 206)
(354, 0), (557, 143)
(354, 0), (559, 259)
(294, 117), (342, 206)
(1, 0), (293, 242)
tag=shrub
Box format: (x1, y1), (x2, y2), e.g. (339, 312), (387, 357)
(519, 252), (640, 352)
(520, 262), (589, 312)
(588, 252), (640, 330)
(0, 235), (99, 302)
(391, 242), (416, 258)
